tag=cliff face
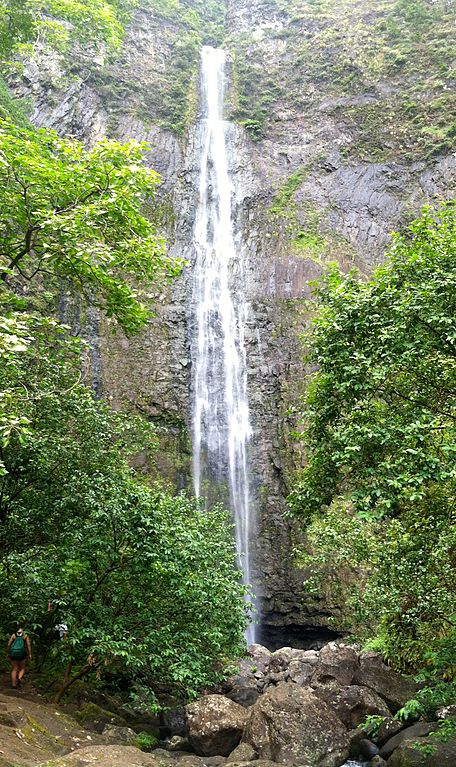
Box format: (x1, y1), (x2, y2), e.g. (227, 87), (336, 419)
(12, 0), (456, 647)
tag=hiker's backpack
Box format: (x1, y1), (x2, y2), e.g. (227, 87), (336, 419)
(9, 633), (26, 659)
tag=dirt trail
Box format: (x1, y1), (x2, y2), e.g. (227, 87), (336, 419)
(0, 672), (105, 766)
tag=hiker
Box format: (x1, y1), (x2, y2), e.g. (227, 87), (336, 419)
(6, 623), (32, 689)
(53, 622), (68, 641)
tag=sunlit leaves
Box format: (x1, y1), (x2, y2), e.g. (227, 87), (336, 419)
(0, 121), (182, 333)
(0, 0), (137, 62)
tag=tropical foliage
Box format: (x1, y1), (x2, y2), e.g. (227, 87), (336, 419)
(0, 122), (181, 334)
(0, 318), (247, 702)
(0, 0), (247, 705)
(0, 0), (136, 62)
(290, 202), (456, 676)
(290, 202), (456, 522)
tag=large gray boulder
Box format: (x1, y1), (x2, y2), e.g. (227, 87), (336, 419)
(186, 695), (248, 757)
(242, 682), (349, 767)
(314, 684), (391, 728)
(311, 643), (359, 688)
(287, 651), (317, 687)
(353, 652), (417, 711)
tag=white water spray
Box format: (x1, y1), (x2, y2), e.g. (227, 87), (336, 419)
(191, 46), (256, 645)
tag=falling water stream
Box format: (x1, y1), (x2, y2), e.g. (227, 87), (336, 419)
(191, 46), (255, 644)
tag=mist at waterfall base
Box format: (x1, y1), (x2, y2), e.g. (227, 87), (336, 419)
(190, 46), (257, 645)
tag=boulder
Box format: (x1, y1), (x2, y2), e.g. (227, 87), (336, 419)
(75, 702), (128, 733)
(226, 742), (258, 762)
(314, 684), (391, 728)
(226, 677), (260, 708)
(103, 724), (138, 745)
(166, 735), (193, 751)
(358, 737), (379, 759)
(375, 717), (406, 746)
(45, 744), (162, 767)
(186, 695), (248, 757)
(353, 652), (417, 711)
(311, 643), (359, 688)
(246, 645), (272, 674)
(371, 757), (387, 767)
(242, 682), (349, 767)
(386, 736), (456, 766)
(379, 722), (438, 760)
(288, 658), (314, 687)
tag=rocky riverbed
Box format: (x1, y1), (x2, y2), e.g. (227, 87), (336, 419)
(0, 642), (454, 767)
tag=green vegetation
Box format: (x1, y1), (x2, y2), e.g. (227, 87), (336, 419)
(268, 170), (355, 264)
(138, 0), (227, 134)
(230, 0), (455, 159)
(135, 732), (159, 751)
(0, 0), (136, 62)
(0, 121), (181, 334)
(0, 0), (248, 709)
(100, 0), (226, 136)
(289, 202), (456, 687)
(230, 35), (282, 140)
(0, 315), (246, 703)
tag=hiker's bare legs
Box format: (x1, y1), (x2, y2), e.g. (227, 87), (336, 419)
(10, 660), (19, 688)
(9, 659), (26, 688)
(17, 659), (26, 683)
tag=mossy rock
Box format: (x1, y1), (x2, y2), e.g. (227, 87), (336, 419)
(75, 702), (128, 733)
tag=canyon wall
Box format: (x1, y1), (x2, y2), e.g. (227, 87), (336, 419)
(11, 0), (456, 647)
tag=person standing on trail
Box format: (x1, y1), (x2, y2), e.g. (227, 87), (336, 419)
(6, 623), (32, 689)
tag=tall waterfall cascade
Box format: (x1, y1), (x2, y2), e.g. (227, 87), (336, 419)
(191, 46), (256, 644)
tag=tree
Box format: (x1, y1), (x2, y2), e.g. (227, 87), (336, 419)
(0, 0), (135, 62)
(0, 320), (248, 701)
(1, 486), (247, 704)
(0, 122), (181, 334)
(289, 201), (456, 521)
(289, 201), (456, 675)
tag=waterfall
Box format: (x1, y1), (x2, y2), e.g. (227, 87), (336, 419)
(191, 46), (256, 645)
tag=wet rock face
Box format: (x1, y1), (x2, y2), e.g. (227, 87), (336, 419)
(10, 0), (456, 641)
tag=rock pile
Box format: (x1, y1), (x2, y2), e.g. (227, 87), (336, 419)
(173, 643), (453, 767)
(1, 642), (453, 767)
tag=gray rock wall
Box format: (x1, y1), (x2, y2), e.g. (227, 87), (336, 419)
(11, 0), (456, 646)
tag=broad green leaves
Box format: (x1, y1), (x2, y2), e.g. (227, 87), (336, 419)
(0, 0), (136, 62)
(0, 321), (248, 698)
(0, 122), (181, 334)
(289, 202), (456, 521)
(290, 201), (456, 676)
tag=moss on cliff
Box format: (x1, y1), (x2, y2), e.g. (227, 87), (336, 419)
(124, 0), (227, 135)
(268, 170), (356, 265)
(228, 0), (455, 160)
